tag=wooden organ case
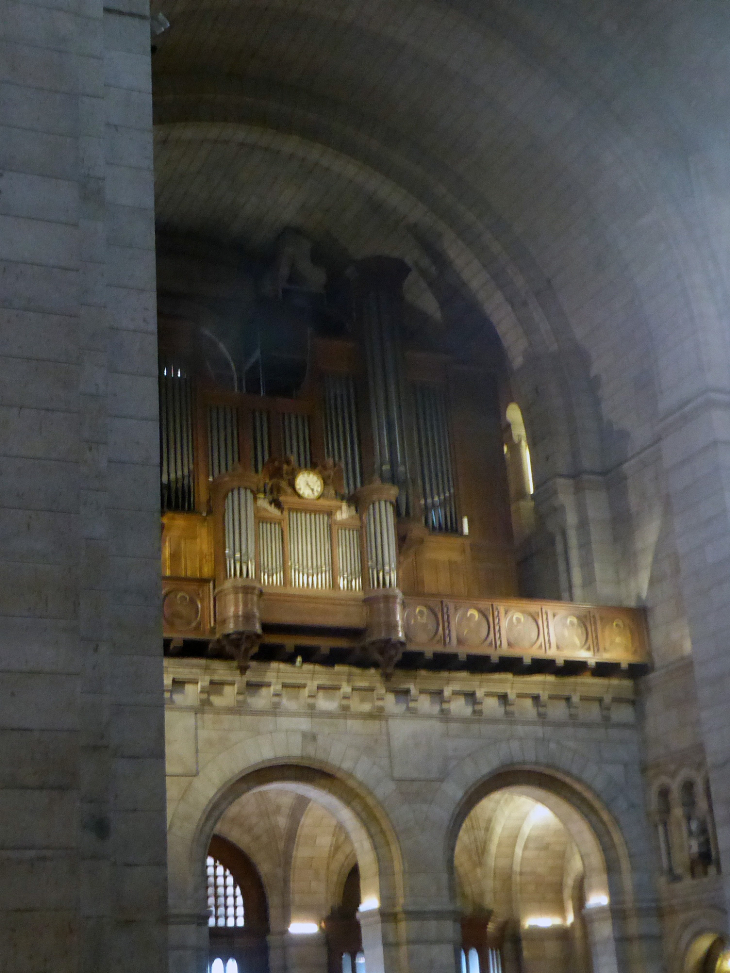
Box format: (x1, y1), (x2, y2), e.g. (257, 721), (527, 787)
(159, 257), (650, 675)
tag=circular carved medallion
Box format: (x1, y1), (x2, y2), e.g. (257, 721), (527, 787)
(455, 606), (490, 647)
(163, 589), (201, 631)
(603, 617), (634, 656)
(554, 613), (589, 653)
(404, 604), (439, 643)
(505, 610), (540, 650)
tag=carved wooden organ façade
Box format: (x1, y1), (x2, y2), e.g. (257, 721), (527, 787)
(160, 255), (649, 674)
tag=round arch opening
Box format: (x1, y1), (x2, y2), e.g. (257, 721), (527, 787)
(448, 768), (637, 973)
(192, 763), (402, 973)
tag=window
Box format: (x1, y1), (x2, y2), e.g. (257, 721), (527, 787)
(468, 947), (480, 973)
(207, 855), (245, 927)
(355, 952), (366, 973)
(209, 961), (238, 973)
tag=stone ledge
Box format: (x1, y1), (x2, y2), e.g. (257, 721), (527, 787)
(164, 658), (636, 725)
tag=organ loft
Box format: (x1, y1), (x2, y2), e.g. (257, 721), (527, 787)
(159, 232), (648, 678)
(157, 232), (666, 973)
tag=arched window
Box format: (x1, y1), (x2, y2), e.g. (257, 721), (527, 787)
(655, 786), (676, 878)
(504, 403), (534, 497)
(207, 855), (245, 927)
(209, 960), (238, 973)
(355, 951), (366, 973)
(461, 949), (468, 973)
(468, 946), (480, 973)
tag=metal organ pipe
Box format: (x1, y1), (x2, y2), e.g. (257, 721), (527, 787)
(324, 374), (362, 495)
(425, 388), (445, 530)
(413, 384), (457, 533)
(436, 390), (457, 532)
(224, 487), (255, 579)
(252, 409), (270, 474)
(350, 258), (414, 517)
(159, 367), (195, 512)
(287, 510), (332, 589)
(282, 412), (311, 469)
(208, 405), (239, 479)
(364, 499), (397, 590)
(337, 528), (361, 591)
(259, 521), (284, 586)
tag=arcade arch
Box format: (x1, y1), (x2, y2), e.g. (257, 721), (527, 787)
(169, 761), (405, 973)
(449, 768), (645, 973)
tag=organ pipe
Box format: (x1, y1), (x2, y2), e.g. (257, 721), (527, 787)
(252, 409), (270, 474)
(258, 520), (284, 586)
(281, 412), (311, 468)
(324, 374), (362, 495)
(364, 499), (397, 590)
(349, 257), (414, 518)
(413, 383), (457, 533)
(223, 487), (255, 579)
(208, 405), (240, 479)
(288, 510), (332, 589)
(337, 528), (362, 591)
(159, 366), (195, 512)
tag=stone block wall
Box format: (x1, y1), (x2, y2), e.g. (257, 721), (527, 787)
(0, 0), (166, 969)
(165, 657), (667, 973)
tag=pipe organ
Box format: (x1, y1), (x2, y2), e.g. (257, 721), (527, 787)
(158, 256), (650, 675)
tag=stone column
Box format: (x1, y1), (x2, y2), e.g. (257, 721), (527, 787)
(285, 930), (328, 973)
(389, 908), (461, 973)
(0, 0), (166, 970)
(168, 912), (210, 973)
(348, 257), (415, 519)
(582, 905), (619, 973)
(267, 930), (289, 973)
(359, 908), (401, 973)
(661, 393), (730, 919)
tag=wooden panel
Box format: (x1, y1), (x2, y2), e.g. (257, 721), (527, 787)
(163, 577), (214, 638)
(448, 364), (517, 596)
(260, 589), (365, 629)
(401, 595), (650, 666)
(162, 512), (213, 578)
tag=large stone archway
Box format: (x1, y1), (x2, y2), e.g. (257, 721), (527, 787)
(167, 731), (406, 973)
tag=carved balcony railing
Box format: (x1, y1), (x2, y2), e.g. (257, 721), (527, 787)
(162, 460), (649, 675)
(163, 577), (650, 677)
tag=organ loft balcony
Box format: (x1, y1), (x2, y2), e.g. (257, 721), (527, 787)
(158, 244), (649, 678)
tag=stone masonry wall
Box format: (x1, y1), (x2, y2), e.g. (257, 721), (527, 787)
(165, 657), (666, 973)
(0, 0), (166, 969)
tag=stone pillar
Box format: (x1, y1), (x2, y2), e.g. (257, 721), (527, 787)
(348, 257), (415, 518)
(285, 930), (328, 973)
(607, 900), (665, 973)
(359, 908), (400, 973)
(582, 906), (619, 973)
(168, 912), (210, 973)
(661, 394), (730, 919)
(0, 0), (166, 970)
(390, 908), (461, 973)
(267, 930), (289, 973)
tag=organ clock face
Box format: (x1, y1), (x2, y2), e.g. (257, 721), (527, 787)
(294, 469), (324, 500)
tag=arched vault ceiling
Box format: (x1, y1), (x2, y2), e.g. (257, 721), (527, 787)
(152, 0), (730, 453)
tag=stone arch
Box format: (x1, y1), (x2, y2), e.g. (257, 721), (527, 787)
(431, 740), (662, 973)
(167, 731), (405, 919)
(289, 798), (348, 922)
(672, 914), (728, 973)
